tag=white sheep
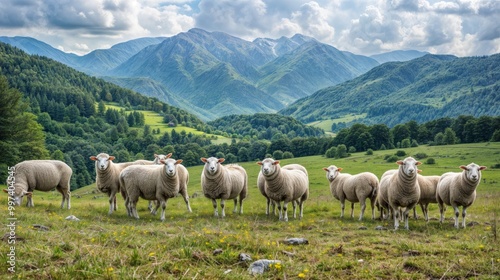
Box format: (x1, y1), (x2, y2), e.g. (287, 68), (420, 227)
(200, 157), (248, 218)
(3, 160), (72, 209)
(323, 165), (379, 220)
(383, 157), (422, 230)
(90, 153), (145, 215)
(376, 169), (397, 220)
(120, 158), (185, 221)
(436, 163), (486, 228)
(414, 174), (441, 221)
(257, 158), (309, 221)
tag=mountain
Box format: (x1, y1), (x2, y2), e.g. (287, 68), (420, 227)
(0, 36), (78, 65)
(370, 50), (429, 64)
(280, 54), (500, 126)
(0, 29), (381, 120)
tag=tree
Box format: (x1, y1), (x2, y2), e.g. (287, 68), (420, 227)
(0, 75), (48, 169)
(325, 147), (336, 158)
(336, 144), (348, 158)
(443, 128), (457, 145)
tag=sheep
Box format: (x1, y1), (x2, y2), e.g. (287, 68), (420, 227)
(414, 174), (441, 221)
(120, 158), (185, 221)
(376, 169), (397, 220)
(90, 153), (146, 215)
(257, 158), (309, 221)
(382, 157), (422, 230)
(323, 166), (378, 220)
(436, 163), (486, 228)
(200, 157), (248, 218)
(3, 160), (72, 209)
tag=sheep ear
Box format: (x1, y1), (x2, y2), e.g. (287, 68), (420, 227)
(2, 189), (8, 193)
(338, 167), (343, 172)
(200, 158), (207, 163)
(25, 192), (33, 197)
(459, 165), (468, 170)
(273, 160), (280, 165)
(479, 166), (487, 170)
(166, 153), (172, 158)
(160, 159), (166, 164)
(416, 161), (422, 165)
(322, 167), (329, 172)
(218, 158), (225, 163)
(154, 153), (158, 157)
(90, 156), (97, 161)
(257, 162), (263, 165)
(175, 159), (183, 165)
(109, 156), (115, 161)
(417, 169), (422, 173)
(396, 160), (403, 165)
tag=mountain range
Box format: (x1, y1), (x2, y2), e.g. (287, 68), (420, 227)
(0, 29), (427, 121)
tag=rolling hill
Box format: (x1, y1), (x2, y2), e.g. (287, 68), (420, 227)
(280, 54), (500, 127)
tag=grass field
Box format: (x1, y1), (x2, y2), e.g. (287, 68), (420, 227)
(308, 113), (367, 133)
(2, 143), (500, 279)
(104, 103), (232, 145)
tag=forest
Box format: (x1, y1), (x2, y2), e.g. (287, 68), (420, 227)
(1, 42), (499, 190)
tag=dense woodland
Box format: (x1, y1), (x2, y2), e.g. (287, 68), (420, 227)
(1, 42), (499, 190)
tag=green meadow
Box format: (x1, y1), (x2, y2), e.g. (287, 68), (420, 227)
(2, 143), (500, 279)
(104, 103), (232, 145)
(308, 113), (367, 133)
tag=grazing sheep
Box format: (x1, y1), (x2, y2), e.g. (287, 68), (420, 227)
(257, 158), (309, 221)
(3, 160), (72, 209)
(384, 157), (422, 230)
(436, 163), (486, 228)
(200, 157), (248, 218)
(323, 166), (379, 220)
(120, 158), (184, 221)
(90, 153), (145, 215)
(414, 174), (441, 221)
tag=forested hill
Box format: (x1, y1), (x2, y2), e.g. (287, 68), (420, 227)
(280, 54), (500, 126)
(207, 113), (324, 140)
(0, 43), (202, 126)
(0, 42), (206, 188)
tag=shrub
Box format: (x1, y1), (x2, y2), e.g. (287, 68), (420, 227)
(426, 158), (436, 164)
(283, 151), (294, 159)
(325, 147), (337, 158)
(386, 155), (399, 163)
(273, 150), (284, 160)
(396, 150), (406, 157)
(414, 153), (428, 160)
(348, 146), (356, 153)
(366, 149), (374, 155)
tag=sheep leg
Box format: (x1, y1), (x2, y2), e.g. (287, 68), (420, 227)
(151, 201), (161, 215)
(238, 195), (244, 214)
(220, 199), (226, 218)
(160, 200), (167, 221)
(108, 191), (116, 215)
(350, 202), (355, 218)
(179, 188), (192, 213)
(453, 205), (460, 228)
(211, 199), (219, 217)
(461, 207), (467, 228)
(282, 202), (289, 222)
(370, 198), (375, 220)
(413, 207), (418, 220)
(393, 206), (400, 230)
(292, 200), (297, 219)
(359, 200), (366, 221)
(403, 208), (411, 230)
(340, 199), (345, 218)
(129, 198), (140, 219)
(148, 201), (154, 212)
(232, 198), (238, 214)
(277, 201), (283, 220)
(265, 198), (271, 215)
(26, 196), (34, 207)
(422, 204), (429, 222)
(124, 197), (131, 217)
(298, 200), (304, 220)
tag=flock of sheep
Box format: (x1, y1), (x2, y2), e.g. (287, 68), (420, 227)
(4, 154), (486, 229)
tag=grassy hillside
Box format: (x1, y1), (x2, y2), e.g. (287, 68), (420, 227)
(105, 103), (232, 145)
(2, 143), (499, 279)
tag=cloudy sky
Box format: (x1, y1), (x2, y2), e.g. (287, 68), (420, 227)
(0, 0), (498, 57)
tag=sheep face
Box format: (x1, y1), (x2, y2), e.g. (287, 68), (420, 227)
(257, 158), (280, 176)
(161, 158), (183, 177)
(154, 153), (172, 164)
(3, 189), (32, 206)
(201, 157), (225, 175)
(397, 157), (421, 177)
(322, 165), (342, 182)
(460, 163), (486, 183)
(90, 153), (115, 171)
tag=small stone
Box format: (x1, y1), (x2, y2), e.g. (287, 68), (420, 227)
(213, 248), (223, 255)
(283, 237), (308, 245)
